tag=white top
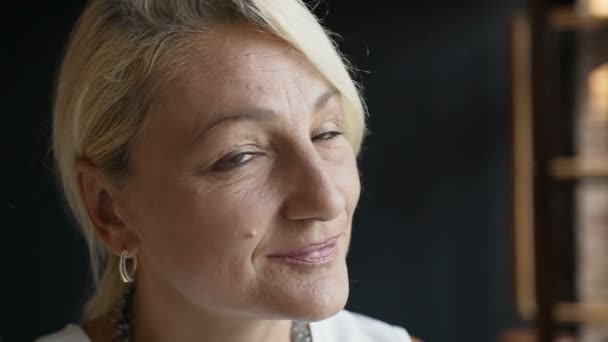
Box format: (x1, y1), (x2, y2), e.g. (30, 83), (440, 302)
(36, 310), (411, 342)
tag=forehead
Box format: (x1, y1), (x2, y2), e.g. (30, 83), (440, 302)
(137, 23), (337, 156)
(202, 23), (310, 76)
(163, 24), (331, 114)
(133, 24), (340, 167)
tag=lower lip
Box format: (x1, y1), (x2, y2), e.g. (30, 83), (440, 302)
(269, 243), (338, 266)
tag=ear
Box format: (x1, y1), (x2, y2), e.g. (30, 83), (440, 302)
(74, 159), (140, 256)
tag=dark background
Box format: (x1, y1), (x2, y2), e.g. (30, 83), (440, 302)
(3, 0), (574, 341)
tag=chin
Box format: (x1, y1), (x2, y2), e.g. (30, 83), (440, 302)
(286, 272), (350, 322)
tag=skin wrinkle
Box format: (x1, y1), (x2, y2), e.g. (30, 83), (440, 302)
(183, 49), (328, 154)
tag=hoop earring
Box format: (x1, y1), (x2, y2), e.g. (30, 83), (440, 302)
(119, 250), (137, 283)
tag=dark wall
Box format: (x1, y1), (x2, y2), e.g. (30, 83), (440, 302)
(6, 1), (524, 341)
(6, 2), (93, 342)
(320, 1), (521, 340)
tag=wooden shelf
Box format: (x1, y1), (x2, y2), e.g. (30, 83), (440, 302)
(501, 328), (576, 342)
(554, 302), (608, 323)
(549, 7), (608, 30)
(549, 157), (608, 179)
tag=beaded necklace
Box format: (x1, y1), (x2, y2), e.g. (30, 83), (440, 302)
(111, 286), (312, 342)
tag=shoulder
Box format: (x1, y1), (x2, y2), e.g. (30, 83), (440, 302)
(310, 310), (411, 342)
(35, 324), (91, 342)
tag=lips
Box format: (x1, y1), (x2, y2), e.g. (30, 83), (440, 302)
(268, 235), (340, 265)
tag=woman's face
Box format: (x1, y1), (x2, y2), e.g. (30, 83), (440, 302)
(120, 24), (360, 321)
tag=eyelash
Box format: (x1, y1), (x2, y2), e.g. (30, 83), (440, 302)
(211, 130), (344, 172)
(211, 150), (264, 172)
(312, 130), (343, 141)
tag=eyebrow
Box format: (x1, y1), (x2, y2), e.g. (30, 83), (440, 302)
(190, 87), (340, 146)
(313, 87), (340, 112)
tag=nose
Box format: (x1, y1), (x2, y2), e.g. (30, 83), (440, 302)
(280, 149), (345, 222)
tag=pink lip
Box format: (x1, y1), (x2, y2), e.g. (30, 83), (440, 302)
(268, 236), (340, 265)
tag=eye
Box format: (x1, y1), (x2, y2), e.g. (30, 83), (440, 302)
(312, 131), (343, 141)
(212, 151), (264, 172)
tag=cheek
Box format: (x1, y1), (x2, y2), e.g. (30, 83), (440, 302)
(331, 148), (361, 214)
(132, 177), (276, 288)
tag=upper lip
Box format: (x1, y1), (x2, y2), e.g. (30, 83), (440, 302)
(268, 235), (341, 258)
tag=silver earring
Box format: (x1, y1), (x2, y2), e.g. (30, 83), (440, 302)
(119, 250), (137, 283)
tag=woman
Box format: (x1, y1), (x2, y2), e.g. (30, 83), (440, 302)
(37, 0), (415, 341)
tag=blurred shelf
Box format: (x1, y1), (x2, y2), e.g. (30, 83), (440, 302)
(511, 14), (537, 322)
(549, 157), (608, 179)
(500, 328), (576, 342)
(549, 6), (608, 30)
(554, 302), (608, 323)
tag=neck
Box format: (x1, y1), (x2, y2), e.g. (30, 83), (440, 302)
(129, 275), (292, 342)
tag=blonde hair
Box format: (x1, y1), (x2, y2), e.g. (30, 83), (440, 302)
(53, 0), (367, 320)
